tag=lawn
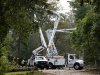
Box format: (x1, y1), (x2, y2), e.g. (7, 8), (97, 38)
(5, 71), (43, 75)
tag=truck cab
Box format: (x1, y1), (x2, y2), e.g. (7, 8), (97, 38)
(67, 54), (84, 70)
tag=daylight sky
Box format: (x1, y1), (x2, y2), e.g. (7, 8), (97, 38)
(57, 0), (72, 13)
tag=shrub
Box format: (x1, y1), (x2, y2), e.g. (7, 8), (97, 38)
(0, 56), (9, 75)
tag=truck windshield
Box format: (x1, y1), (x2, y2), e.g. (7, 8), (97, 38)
(36, 57), (44, 60)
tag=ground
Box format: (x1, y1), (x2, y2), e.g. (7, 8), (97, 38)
(42, 68), (100, 75)
(5, 71), (43, 75)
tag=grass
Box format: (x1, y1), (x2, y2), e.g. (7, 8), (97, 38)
(5, 71), (43, 75)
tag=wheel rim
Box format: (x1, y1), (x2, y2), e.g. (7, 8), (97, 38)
(75, 65), (79, 69)
(49, 64), (52, 68)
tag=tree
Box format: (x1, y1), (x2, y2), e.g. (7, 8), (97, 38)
(70, 0), (100, 67)
(0, 0), (59, 73)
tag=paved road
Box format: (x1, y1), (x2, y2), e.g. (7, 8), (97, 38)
(42, 68), (100, 75)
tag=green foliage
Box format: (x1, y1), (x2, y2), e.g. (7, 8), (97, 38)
(71, 0), (100, 67)
(0, 34), (11, 74)
(5, 71), (43, 75)
(0, 56), (9, 75)
(0, 0), (58, 73)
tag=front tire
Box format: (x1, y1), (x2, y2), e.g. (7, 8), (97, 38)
(49, 63), (54, 69)
(74, 63), (80, 70)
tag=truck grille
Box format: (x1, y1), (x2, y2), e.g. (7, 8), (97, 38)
(38, 61), (47, 64)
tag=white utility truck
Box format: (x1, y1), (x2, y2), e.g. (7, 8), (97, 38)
(45, 28), (84, 70)
(27, 56), (49, 69)
(27, 10), (84, 70)
(27, 27), (49, 69)
(47, 54), (83, 70)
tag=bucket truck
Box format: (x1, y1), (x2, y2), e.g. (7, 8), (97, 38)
(27, 10), (84, 70)
(27, 27), (49, 69)
(43, 10), (84, 70)
(46, 28), (84, 70)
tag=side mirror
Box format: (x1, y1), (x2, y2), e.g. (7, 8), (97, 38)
(48, 59), (50, 61)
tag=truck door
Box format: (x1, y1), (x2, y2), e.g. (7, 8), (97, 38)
(68, 54), (75, 67)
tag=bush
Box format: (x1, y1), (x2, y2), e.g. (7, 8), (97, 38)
(7, 65), (38, 72)
(0, 56), (9, 75)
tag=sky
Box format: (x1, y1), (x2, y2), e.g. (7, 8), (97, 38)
(57, 0), (72, 13)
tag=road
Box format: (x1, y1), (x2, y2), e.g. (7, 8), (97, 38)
(42, 68), (100, 75)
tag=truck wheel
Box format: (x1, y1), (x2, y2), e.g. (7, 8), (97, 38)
(49, 63), (53, 69)
(74, 63), (80, 70)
